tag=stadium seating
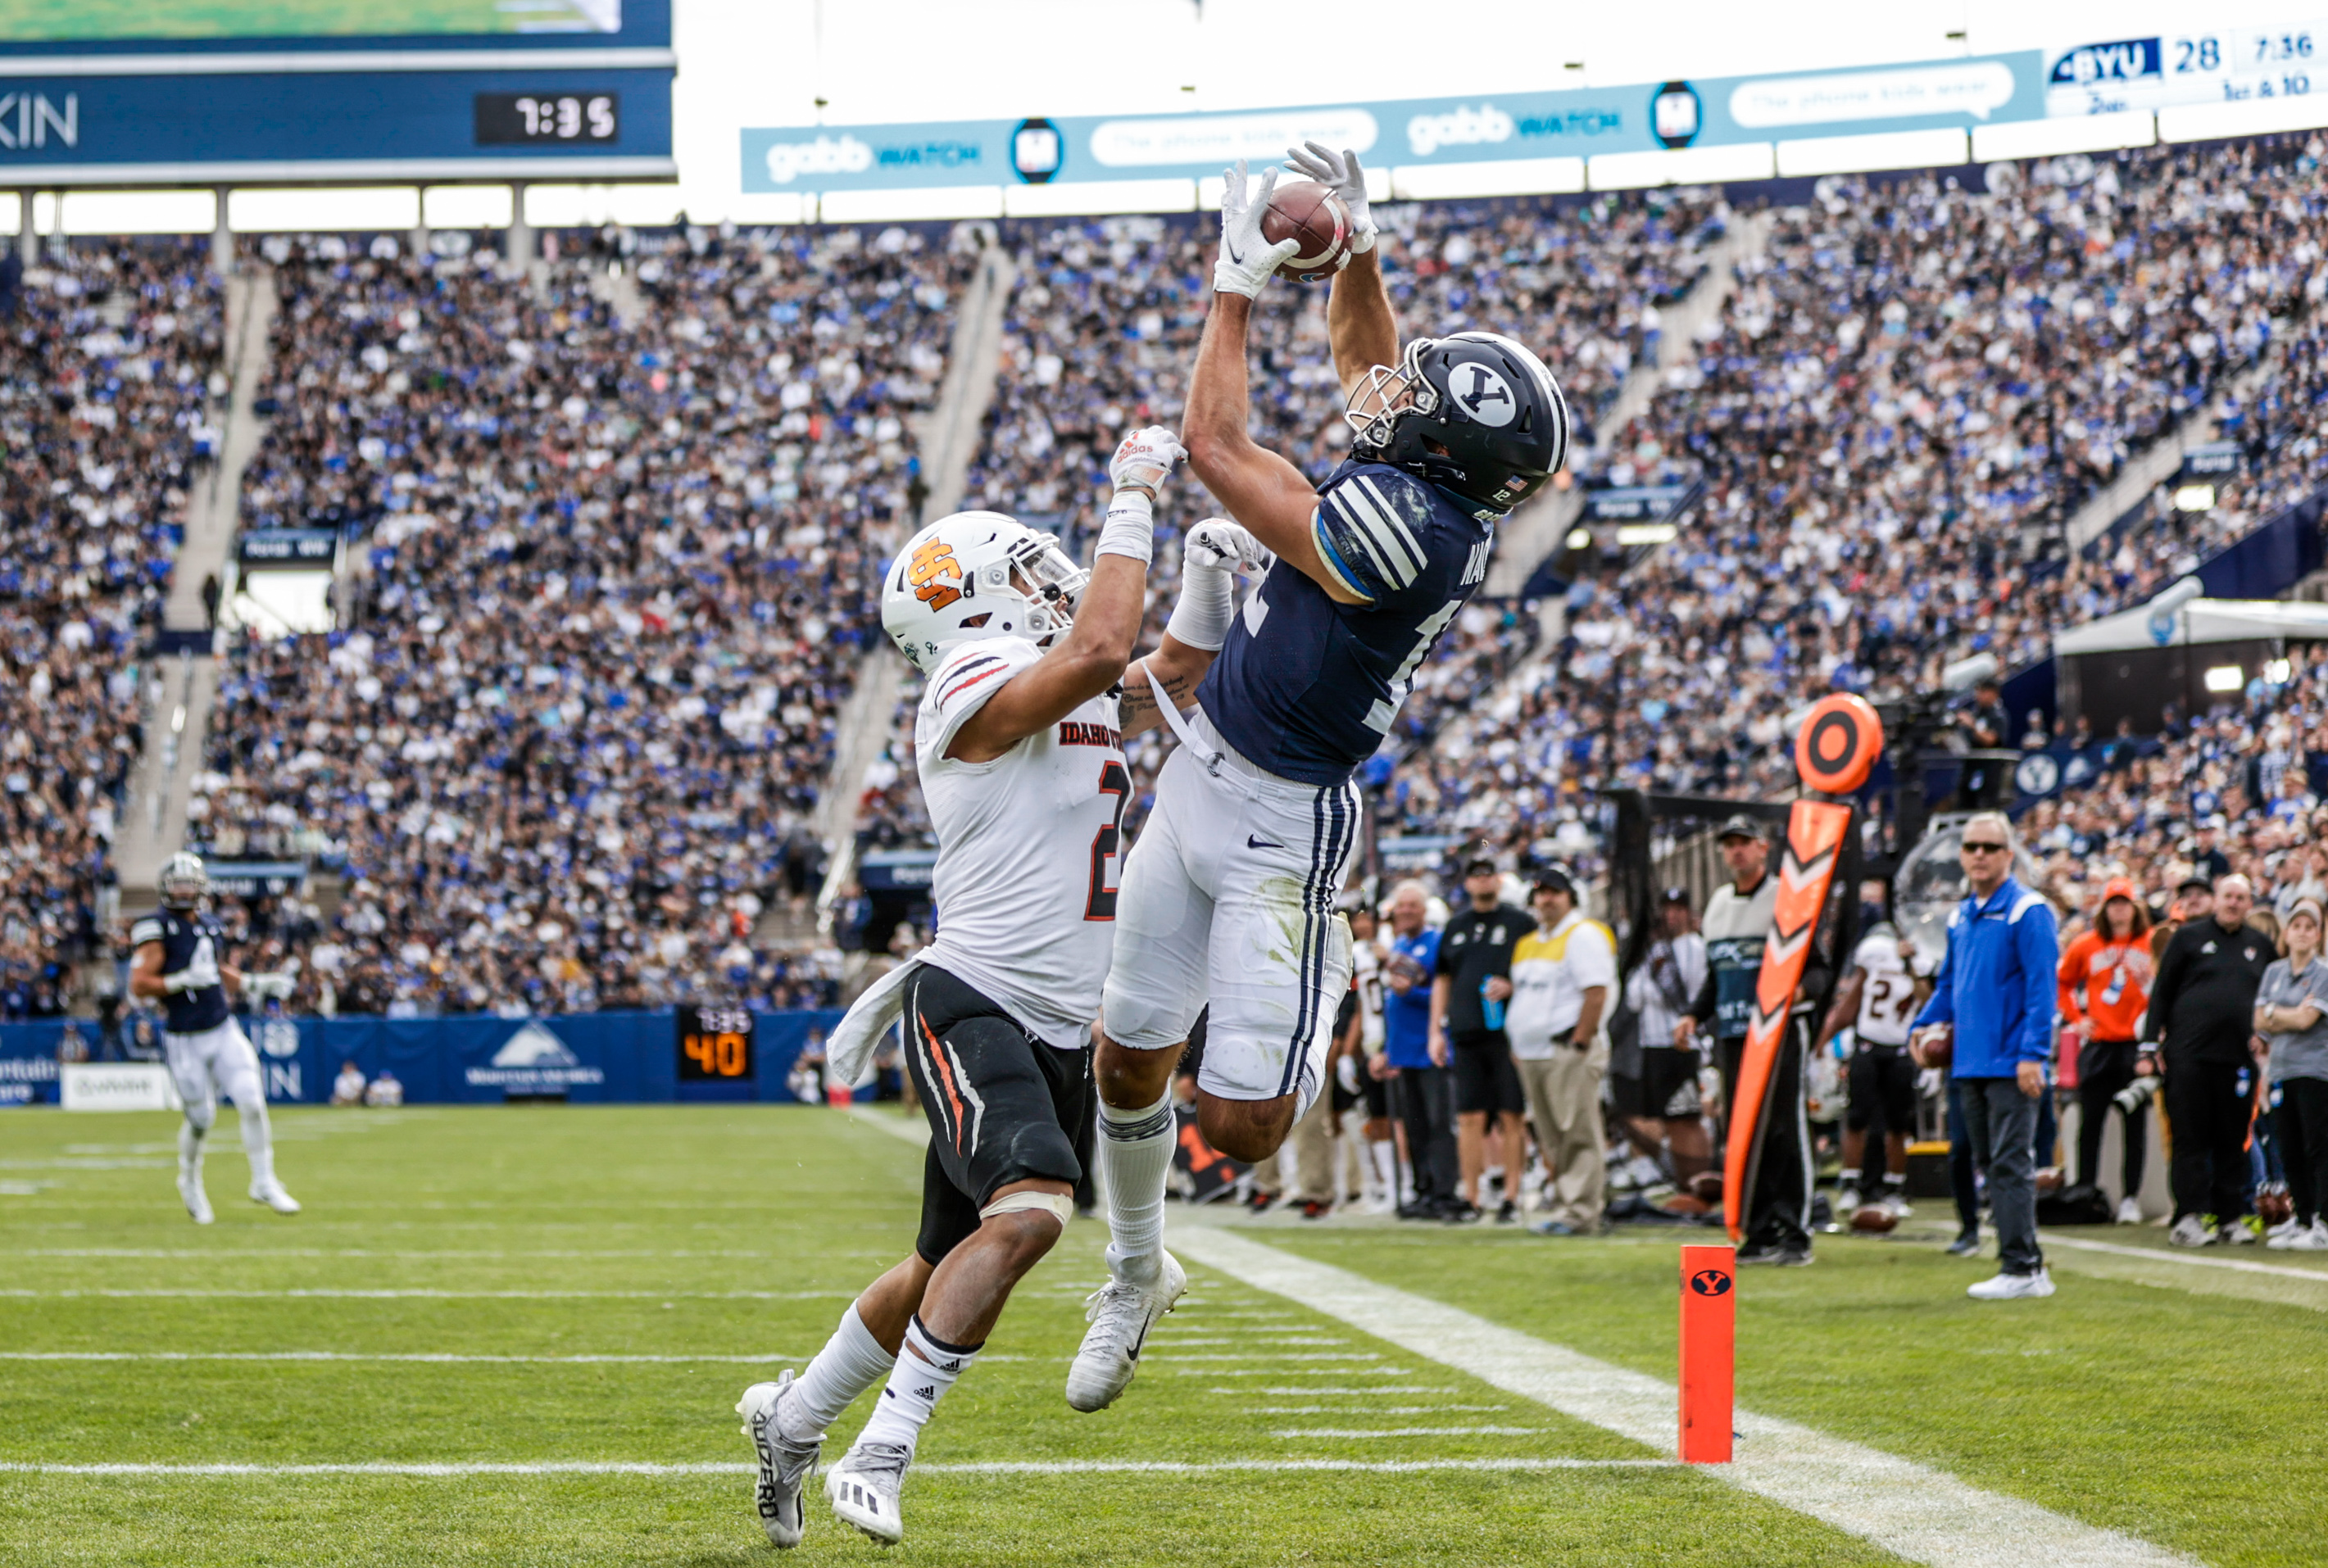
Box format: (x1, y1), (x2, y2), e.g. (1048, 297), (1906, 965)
(202, 227), (968, 1013)
(0, 241), (223, 1018)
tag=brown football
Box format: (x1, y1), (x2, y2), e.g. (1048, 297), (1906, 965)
(1260, 179), (1353, 280)
(1850, 1203), (1899, 1235)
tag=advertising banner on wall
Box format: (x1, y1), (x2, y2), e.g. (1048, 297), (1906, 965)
(741, 52), (2047, 195)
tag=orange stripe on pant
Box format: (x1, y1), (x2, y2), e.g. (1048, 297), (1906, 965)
(922, 1016), (969, 1153)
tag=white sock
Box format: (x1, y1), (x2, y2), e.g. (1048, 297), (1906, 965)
(853, 1315), (978, 1457)
(782, 1302), (896, 1441)
(1370, 1142), (1396, 1199)
(1099, 1091), (1175, 1285)
(178, 1122), (205, 1181)
(236, 1099), (276, 1190)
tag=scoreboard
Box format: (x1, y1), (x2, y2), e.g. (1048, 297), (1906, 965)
(0, 0), (670, 185)
(676, 1005), (755, 1085)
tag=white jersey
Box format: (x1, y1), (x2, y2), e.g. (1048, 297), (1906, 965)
(1851, 930), (1919, 1047)
(915, 637), (1129, 1052)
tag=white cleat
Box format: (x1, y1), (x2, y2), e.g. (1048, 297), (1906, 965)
(2115, 1197), (2144, 1226)
(825, 1439), (910, 1545)
(1065, 1249), (1187, 1412)
(737, 1371), (821, 1548)
(250, 1182), (302, 1215)
(179, 1174), (214, 1226)
(1967, 1269), (2056, 1301)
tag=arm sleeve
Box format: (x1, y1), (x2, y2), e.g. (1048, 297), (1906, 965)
(2017, 905), (2061, 1063)
(1913, 924), (1958, 1027)
(2144, 936), (2185, 1046)
(2057, 933), (2088, 1022)
(1311, 469), (1436, 608)
(129, 917), (164, 949)
(922, 639), (1043, 764)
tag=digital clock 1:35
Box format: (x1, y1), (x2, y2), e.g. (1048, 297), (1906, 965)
(474, 93), (620, 145)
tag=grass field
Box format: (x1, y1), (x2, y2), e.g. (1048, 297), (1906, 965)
(2, 1103), (2322, 1566)
(0, 0), (618, 43)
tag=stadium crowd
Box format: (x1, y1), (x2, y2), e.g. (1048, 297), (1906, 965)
(1401, 138), (2328, 875)
(0, 240), (224, 1020)
(199, 224), (968, 1013)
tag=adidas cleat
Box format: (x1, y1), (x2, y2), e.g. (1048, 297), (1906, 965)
(178, 1173), (214, 1226)
(250, 1181), (302, 1215)
(825, 1439), (910, 1545)
(1065, 1249), (1186, 1412)
(737, 1372), (821, 1548)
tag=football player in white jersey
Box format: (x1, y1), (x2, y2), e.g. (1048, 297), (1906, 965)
(129, 853), (300, 1223)
(733, 429), (1265, 1549)
(1817, 909), (1934, 1215)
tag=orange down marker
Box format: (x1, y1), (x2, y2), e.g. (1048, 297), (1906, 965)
(1678, 1244), (1735, 1463)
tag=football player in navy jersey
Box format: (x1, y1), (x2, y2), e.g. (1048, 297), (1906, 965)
(129, 853), (300, 1223)
(1071, 146), (1569, 1412)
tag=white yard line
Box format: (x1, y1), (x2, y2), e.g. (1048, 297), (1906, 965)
(1176, 1228), (2200, 1568)
(0, 1352), (805, 1365)
(1226, 1386), (1457, 1395)
(0, 1457), (1672, 1479)
(19, 1249), (805, 1260)
(1273, 1425), (1543, 1438)
(1145, 1352), (1384, 1363)
(0, 1289), (851, 1300)
(842, 1104), (932, 1147)
(2040, 1232), (2328, 1282)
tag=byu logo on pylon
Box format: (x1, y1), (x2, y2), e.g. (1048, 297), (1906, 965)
(1689, 1268), (1733, 1297)
(1456, 364), (1517, 427)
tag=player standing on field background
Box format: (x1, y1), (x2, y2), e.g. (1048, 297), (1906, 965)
(129, 852), (300, 1225)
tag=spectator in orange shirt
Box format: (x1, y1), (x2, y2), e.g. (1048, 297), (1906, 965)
(2059, 877), (2154, 1223)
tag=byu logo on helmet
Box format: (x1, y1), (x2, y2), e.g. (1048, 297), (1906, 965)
(1454, 365), (1517, 428)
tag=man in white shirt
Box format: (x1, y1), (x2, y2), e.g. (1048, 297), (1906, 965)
(1504, 869), (1617, 1235)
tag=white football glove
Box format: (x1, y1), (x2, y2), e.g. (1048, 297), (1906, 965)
(1283, 141), (1377, 254)
(243, 972), (296, 1003)
(1108, 424), (1185, 497)
(1214, 160), (1300, 298)
(1184, 518), (1273, 575)
(164, 949), (222, 995)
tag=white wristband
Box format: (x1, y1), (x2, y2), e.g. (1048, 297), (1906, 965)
(1165, 563), (1234, 652)
(1095, 489), (1155, 564)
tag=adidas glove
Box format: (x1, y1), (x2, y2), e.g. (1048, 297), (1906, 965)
(1283, 141), (1377, 254)
(1214, 160), (1300, 298)
(1098, 425), (1186, 565)
(1184, 518), (1272, 575)
(1166, 517), (1267, 652)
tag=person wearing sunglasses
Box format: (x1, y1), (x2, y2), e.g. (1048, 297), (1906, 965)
(1909, 812), (2063, 1300)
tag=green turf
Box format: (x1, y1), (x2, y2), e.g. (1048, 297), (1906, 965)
(1264, 1221), (2328, 1568)
(0, 1105), (1900, 1566)
(0, 0), (610, 43)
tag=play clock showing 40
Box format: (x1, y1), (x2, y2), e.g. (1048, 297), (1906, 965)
(676, 1005), (755, 1081)
(474, 93), (619, 144)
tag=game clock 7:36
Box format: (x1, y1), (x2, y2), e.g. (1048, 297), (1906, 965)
(474, 93), (619, 145)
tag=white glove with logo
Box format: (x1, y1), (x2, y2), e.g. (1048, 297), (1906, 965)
(1283, 141), (1377, 254)
(1184, 518), (1273, 575)
(165, 948), (222, 995)
(1108, 424), (1185, 498)
(1099, 425), (1184, 564)
(244, 972), (296, 1003)
(1214, 160), (1300, 298)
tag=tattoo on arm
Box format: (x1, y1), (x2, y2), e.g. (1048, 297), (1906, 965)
(1122, 657), (1196, 730)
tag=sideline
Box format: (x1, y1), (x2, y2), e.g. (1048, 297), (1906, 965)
(1174, 1228), (2198, 1568)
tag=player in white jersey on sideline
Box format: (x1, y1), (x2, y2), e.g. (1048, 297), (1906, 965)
(733, 429), (1266, 1549)
(1072, 146), (1570, 1412)
(129, 852), (300, 1223)
(1817, 910), (1934, 1216)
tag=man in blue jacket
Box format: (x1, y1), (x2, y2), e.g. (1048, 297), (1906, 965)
(1911, 813), (2061, 1300)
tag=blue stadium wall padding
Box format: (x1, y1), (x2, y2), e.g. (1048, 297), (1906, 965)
(0, 1008), (847, 1107)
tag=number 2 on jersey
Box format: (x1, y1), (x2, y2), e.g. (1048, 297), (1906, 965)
(1085, 759), (1132, 921)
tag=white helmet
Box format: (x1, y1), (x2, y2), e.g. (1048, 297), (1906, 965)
(881, 510), (1088, 673)
(159, 851), (208, 910)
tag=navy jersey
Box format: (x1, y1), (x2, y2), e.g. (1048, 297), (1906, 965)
(1197, 459), (1495, 786)
(129, 909), (231, 1034)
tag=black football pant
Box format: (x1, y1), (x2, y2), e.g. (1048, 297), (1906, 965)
(1718, 1026), (1810, 1253)
(2165, 1059), (2252, 1224)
